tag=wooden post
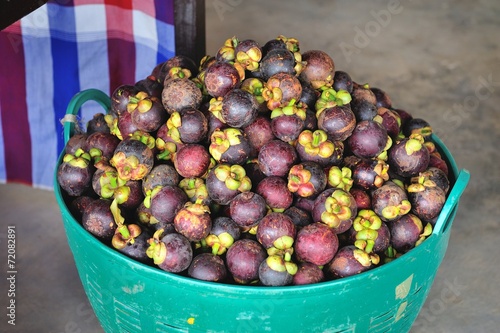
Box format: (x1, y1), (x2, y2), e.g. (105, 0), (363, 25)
(174, 0), (206, 64)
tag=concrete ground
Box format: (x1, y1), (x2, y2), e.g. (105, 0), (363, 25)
(1, 0), (499, 332)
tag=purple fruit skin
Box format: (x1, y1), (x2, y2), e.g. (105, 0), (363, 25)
(256, 212), (297, 249)
(256, 176), (293, 212)
(150, 185), (188, 223)
(295, 222), (339, 266)
(229, 192), (267, 229)
(389, 213), (424, 253)
(157, 233), (193, 273)
(226, 239), (266, 284)
(348, 120), (388, 159)
(258, 259), (293, 286)
(258, 140), (297, 177)
(326, 245), (373, 278)
(188, 253), (227, 282)
(82, 199), (117, 242)
(293, 262), (325, 285)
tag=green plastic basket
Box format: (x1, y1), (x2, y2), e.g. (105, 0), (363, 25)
(54, 89), (470, 333)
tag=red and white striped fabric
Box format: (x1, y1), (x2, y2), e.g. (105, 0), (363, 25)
(0, 0), (175, 189)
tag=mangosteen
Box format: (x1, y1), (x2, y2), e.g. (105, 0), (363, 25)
(349, 209), (390, 253)
(299, 50), (335, 89)
(86, 113), (110, 135)
(293, 262), (325, 285)
(283, 206), (312, 229)
(234, 39), (262, 72)
(162, 78), (203, 114)
(270, 100), (307, 142)
(326, 166), (354, 192)
(388, 134), (430, 178)
(389, 213), (433, 253)
(295, 129), (344, 167)
(85, 131), (121, 161)
(173, 202), (212, 242)
(81, 198), (117, 242)
(209, 127), (252, 165)
(203, 216), (241, 255)
(259, 48), (296, 80)
(220, 88), (259, 128)
(351, 100), (378, 122)
(414, 167), (450, 194)
(375, 107), (401, 139)
(178, 177), (211, 206)
(188, 253), (227, 282)
(371, 181), (411, 222)
(57, 149), (94, 197)
(243, 115), (275, 155)
(127, 91), (167, 133)
(314, 88), (352, 115)
(325, 245), (379, 279)
(258, 255), (297, 286)
(112, 224), (152, 264)
(262, 72), (302, 111)
(149, 185), (188, 224)
(256, 176), (293, 212)
(348, 120), (390, 160)
(111, 84), (138, 117)
(226, 239), (266, 284)
(135, 75), (163, 99)
(240, 77), (268, 112)
(333, 70), (353, 93)
(312, 188), (357, 234)
(256, 212), (297, 259)
(146, 229), (193, 273)
(317, 104), (356, 142)
(403, 117), (433, 140)
(204, 61), (241, 98)
(295, 222), (339, 266)
(348, 157), (390, 191)
(407, 178), (446, 222)
(169, 108), (208, 144)
(156, 55), (199, 84)
(349, 187), (372, 210)
(370, 86), (392, 109)
(229, 192), (267, 230)
(173, 143), (211, 178)
(110, 137), (154, 181)
(142, 164), (180, 197)
(258, 139), (298, 177)
(205, 164), (252, 205)
(287, 161), (327, 198)
(351, 82), (377, 105)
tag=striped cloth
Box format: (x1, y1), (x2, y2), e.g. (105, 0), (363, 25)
(0, 0), (175, 189)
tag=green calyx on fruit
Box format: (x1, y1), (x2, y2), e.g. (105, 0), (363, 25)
(266, 254), (298, 275)
(321, 190), (354, 228)
(353, 248), (380, 267)
(287, 164), (315, 197)
(209, 128), (243, 161)
(112, 223), (142, 250)
(146, 228), (168, 265)
(217, 36), (239, 62)
(298, 129), (337, 158)
(110, 152), (149, 181)
(213, 164), (252, 192)
(168, 66), (192, 80)
(416, 223), (433, 247)
(208, 97), (224, 123)
(127, 91), (151, 113)
(404, 133), (425, 155)
(179, 177), (210, 203)
(353, 210), (382, 253)
(204, 232), (235, 255)
(327, 166), (353, 191)
(155, 138), (177, 161)
(267, 236), (295, 261)
(315, 88), (352, 116)
(240, 78), (265, 105)
(270, 99), (306, 121)
(129, 131), (156, 150)
(380, 199), (412, 220)
(236, 47), (262, 72)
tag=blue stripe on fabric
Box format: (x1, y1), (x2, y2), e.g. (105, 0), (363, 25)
(154, 0), (175, 64)
(48, 2), (81, 156)
(22, 31), (58, 189)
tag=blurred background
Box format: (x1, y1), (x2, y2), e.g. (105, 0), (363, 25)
(1, 0), (499, 332)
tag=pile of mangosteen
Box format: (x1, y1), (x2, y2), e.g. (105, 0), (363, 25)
(57, 35), (451, 286)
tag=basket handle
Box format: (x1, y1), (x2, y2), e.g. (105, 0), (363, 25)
(63, 89), (111, 144)
(432, 168), (470, 235)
